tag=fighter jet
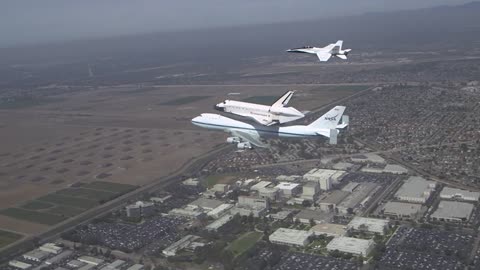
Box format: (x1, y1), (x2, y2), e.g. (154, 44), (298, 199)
(287, 40), (351, 62)
(214, 90), (305, 126)
(192, 106), (348, 149)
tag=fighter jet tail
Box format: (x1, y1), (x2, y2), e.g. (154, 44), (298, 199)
(308, 106), (346, 130)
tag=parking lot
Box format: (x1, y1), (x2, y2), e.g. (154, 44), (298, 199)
(64, 215), (186, 252)
(378, 226), (473, 270)
(275, 252), (359, 270)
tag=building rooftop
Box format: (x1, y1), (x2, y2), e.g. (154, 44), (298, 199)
(269, 228), (313, 244)
(326, 237), (375, 255)
(207, 203), (234, 217)
(318, 190), (350, 205)
(440, 187), (480, 201)
(395, 176), (436, 201)
(23, 249), (50, 260)
(303, 169), (346, 184)
(78, 256), (104, 266)
(351, 153), (386, 164)
(275, 182), (300, 190)
(338, 182), (378, 209)
(347, 217), (389, 232)
(251, 181), (273, 191)
(295, 209), (332, 222)
(310, 223), (347, 237)
(382, 201), (422, 216)
(188, 198), (223, 210)
(431, 201), (474, 221)
(342, 182), (360, 193)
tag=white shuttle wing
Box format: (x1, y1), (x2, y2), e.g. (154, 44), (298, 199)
(230, 129), (268, 148)
(316, 52), (332, 62)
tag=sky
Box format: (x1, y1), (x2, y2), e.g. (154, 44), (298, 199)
(0, 0), (474, 48)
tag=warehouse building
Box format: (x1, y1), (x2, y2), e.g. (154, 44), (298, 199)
(168, 206), (206, 219)
(78, 256), (104, 266)
(206, 214), (234, 231)
(294, 209), (333, 224)
(269, 210), (294, 221)
(251, 181), (273, 192)
(100, 260), (126, 270)
(126, 264), (145, 270)
(337, 182), (379, 214)
(23, 249), (50, 262)
(276, 175), (301, 182)
(318, 191), (350, 213)
(258, 187), (279, 200)
(207, 203), (234, 219)
(238, 196), (269, 208)
(269, 228), (313, 247)
(163, 235), (201, 257)
(327, 237), (375, 256)
(67, 260), (86, 268)
(39, 243), (63, 254)
(45, 250), (73, 265)
(182, 178), (199, 186)
(350, 153), (386, 164)
(394, 176), (437, 204)
(9, 260), (32, 270)
(78, 265), (95, 270)
(347, 217), (389, 235)
(381, 201), (422, 219)
(430, 201), (474, 222)
(440, 187), (480, 202)
(275, 182), (301, 198)
(310, 223), (347, 237)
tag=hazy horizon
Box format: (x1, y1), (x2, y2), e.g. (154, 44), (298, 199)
(0, 0), (475, 48)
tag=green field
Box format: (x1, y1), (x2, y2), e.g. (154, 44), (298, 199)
(226, 231), (262, 257)
(0, 208), (65, 225)
(45, 205), (85, 217)
(80, 181), (137, 193)
(159, 96), (210, 106)
(0, 230), (23, 248)
(37, 194), (98, 209)
(20, 200), (54, 210)
(310, 85), (372, 92)
(242, 96), (278, 106)
(56, 187), (117, 201)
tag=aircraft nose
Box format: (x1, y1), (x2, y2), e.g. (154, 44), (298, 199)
(214, 104), (224, 112)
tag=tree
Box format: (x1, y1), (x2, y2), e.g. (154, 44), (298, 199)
(309, 218), (316, 228)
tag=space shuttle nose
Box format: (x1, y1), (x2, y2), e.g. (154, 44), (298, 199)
(214, 104), (224, 111)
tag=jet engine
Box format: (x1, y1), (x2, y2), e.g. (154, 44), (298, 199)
(237, 142), (252, 149)
(226, 137), (241, 144)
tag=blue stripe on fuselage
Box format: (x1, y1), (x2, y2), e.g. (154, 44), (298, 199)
(191, 121), (317, 137)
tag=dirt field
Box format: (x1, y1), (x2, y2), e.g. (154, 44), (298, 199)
(0, 83), (357, 235)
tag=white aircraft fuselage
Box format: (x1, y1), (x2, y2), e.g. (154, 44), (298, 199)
(287, 40), (351, 62)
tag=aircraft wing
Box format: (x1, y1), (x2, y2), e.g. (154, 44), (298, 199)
(230, 129), (268, 148)
(316, 52), (332, 62)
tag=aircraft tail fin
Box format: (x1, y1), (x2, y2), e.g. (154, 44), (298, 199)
(330, 40), (343, 54)
(308, 106), (346, 129)
(271, 90), (295, 108)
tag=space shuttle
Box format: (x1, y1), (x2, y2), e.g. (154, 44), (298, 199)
(287, 40), (351, 62)
(214, 91), (305, 126)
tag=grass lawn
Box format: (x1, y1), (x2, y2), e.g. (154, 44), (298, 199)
(37, 194), (98, 210)
(20, 200), (54, 210)
(203, 173), (240, 188)
(226, 231), (263, 258)
(80, 181), (137, 194)
(0, 230), (23, 248)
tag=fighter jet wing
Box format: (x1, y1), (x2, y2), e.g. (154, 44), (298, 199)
(230, 129), (268, 148)
(316, 52), (332, 62)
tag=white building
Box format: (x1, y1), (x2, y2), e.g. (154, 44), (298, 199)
(100, 260), (126, 270)
(440, 187), (480, 202)
(206, 214), (234, 231)
(258, 187), (280, 200)
(394, 176), (437, 204)
(126, 201), (155, 217)
(212, 184), (230, 193)
(431, 201), (474, 222)
(302, 182), (320, 201)
(126, 265), (145, 270)
(294, 209), (333, 225)
(327, 237), (375, 256)
(9, 260), (32, 270)
(45, 250), (73, 265)
(163, 235), (201, 257)
(269, 228), (313, 247)
(347, 217), (389, 235)
(275, 182), (301, 198)
(168, 206), (206, 219)
(23, 249), (49, 262)
(188, 198), (223, 211)
(251, 181), (273, 191)
(182, 178), (199, 186)
(67, 260), (86, 268)
(303, 169), (346, 190)
(238, 196), (269, 208)
(39, 243), (63, 254)
(78, 256), (104, 266)
(207, 204), (234, 219)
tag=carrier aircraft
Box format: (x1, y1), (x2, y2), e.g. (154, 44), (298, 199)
(192, 106), (348, 149)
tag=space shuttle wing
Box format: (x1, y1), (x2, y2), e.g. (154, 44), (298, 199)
(316, 52), (332, 62)
(230, 129), (268, 148)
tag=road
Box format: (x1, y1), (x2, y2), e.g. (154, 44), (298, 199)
(0, 144), (232, 262)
